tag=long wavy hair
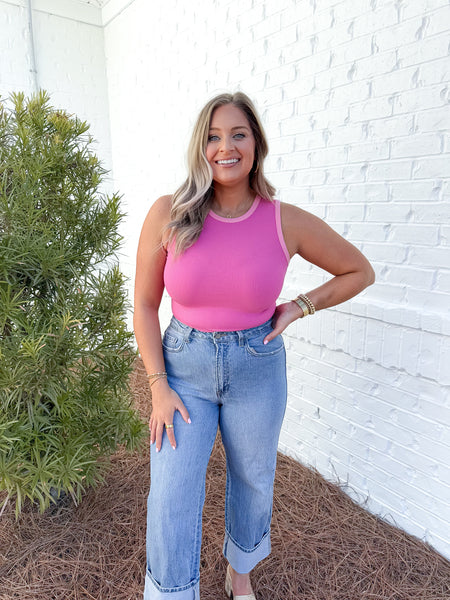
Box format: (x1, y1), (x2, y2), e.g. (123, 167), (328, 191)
(167, 92), (276, 254)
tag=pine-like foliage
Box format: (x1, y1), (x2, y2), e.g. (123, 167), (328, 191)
(0, 91), (146, 515)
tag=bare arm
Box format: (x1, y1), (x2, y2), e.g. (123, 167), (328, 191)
(134, 195), (190, 450)
(264, 202), (375, 343)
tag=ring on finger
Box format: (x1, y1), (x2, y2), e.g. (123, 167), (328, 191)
(165, 424), (174, 430)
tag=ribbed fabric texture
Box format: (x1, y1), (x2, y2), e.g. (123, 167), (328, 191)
(164, 197), (290, 332)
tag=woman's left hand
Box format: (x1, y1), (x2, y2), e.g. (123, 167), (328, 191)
(263, 301), (303, 345)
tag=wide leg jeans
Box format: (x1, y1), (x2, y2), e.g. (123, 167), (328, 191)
(144, 317), (287, 599)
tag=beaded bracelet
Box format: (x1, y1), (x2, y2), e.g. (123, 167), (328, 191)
(146, 371), (167, 379)
(292, 293), (316, 317)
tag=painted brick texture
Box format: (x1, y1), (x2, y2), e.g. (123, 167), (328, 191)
(0, 0), (112, 178)
(103, 0), (450, 558)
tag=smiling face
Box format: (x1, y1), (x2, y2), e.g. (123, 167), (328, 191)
(205, 103), (256, 189)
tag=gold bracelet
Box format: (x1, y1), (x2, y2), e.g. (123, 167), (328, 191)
(292, 294), (316, 317)
(299, 294), (316, 314)
(292, 296), (309, 317)
(149, 374), (168, 387)
(147, 371), (167, 379)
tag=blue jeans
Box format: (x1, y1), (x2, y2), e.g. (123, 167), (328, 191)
(144, 317), (287, 599)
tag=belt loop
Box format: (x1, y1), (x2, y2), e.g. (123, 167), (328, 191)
(183, 326), (193, 342)
(237, 330), (245, 347)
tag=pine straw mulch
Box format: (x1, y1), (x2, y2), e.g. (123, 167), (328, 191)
(0, 359), (449, 600)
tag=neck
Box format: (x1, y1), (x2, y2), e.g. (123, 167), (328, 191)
(212, 183), (254, 214)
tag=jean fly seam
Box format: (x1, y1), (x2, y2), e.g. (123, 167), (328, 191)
(214, 340), (220, 399)
(223, 343), (230, 397)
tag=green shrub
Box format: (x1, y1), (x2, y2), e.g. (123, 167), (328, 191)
(0, 91), (146, 515)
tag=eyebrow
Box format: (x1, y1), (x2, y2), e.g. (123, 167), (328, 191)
(208, 125), (251, 131)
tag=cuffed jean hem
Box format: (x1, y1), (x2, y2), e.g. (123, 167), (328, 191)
(223, 529), (271, 574)
(144, 570), (200, 599)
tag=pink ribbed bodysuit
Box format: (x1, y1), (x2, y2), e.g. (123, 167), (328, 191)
(164, 196), (290, 332)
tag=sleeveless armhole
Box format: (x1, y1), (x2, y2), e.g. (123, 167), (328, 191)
(274, 200), (290, 264)
(162, 233), (170, 254)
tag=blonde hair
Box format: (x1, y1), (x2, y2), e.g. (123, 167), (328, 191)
(168, 92), (276, 254)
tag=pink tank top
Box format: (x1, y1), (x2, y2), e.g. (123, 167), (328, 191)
(164, 196), (290, 331)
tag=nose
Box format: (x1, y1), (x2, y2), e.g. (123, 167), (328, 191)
(220, 135), (235, 152)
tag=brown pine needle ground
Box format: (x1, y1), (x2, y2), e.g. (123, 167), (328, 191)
(0, 359), (449, 600)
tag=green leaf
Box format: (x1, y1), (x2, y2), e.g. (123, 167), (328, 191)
(0, 91), (146, 515)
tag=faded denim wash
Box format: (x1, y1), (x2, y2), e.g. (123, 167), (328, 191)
(144, 317), (287, 599)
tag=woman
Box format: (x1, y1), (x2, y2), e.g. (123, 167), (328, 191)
(134, 92), (375, 600)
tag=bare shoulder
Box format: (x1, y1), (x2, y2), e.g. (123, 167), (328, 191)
(142, 194), (172, 231)
(279, 201), (325, 256)
(138, 194), (173, 250)
(279, 200), (373, 278)
(146, 194), (172, 224)
(280, 201), (319, 225)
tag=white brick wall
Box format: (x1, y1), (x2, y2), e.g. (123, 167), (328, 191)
(102, 0), (450, 559)
(2, 0), (449, 559)
(0, 0), (112, 180)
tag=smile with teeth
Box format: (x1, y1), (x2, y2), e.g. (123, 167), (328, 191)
(216, 158), (240, 165)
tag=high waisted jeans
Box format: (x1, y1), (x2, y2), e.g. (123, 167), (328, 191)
(144, 317), (287, 599)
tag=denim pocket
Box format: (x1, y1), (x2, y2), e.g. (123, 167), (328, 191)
(162, 330), (185, 353)
(245, 333), (284, 357)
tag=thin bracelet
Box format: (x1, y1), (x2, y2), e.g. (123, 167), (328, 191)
(147, 371), (167, 379)
(149, 374), (168, 387)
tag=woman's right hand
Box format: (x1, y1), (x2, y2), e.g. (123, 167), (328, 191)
(149, 379), (191, 452)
